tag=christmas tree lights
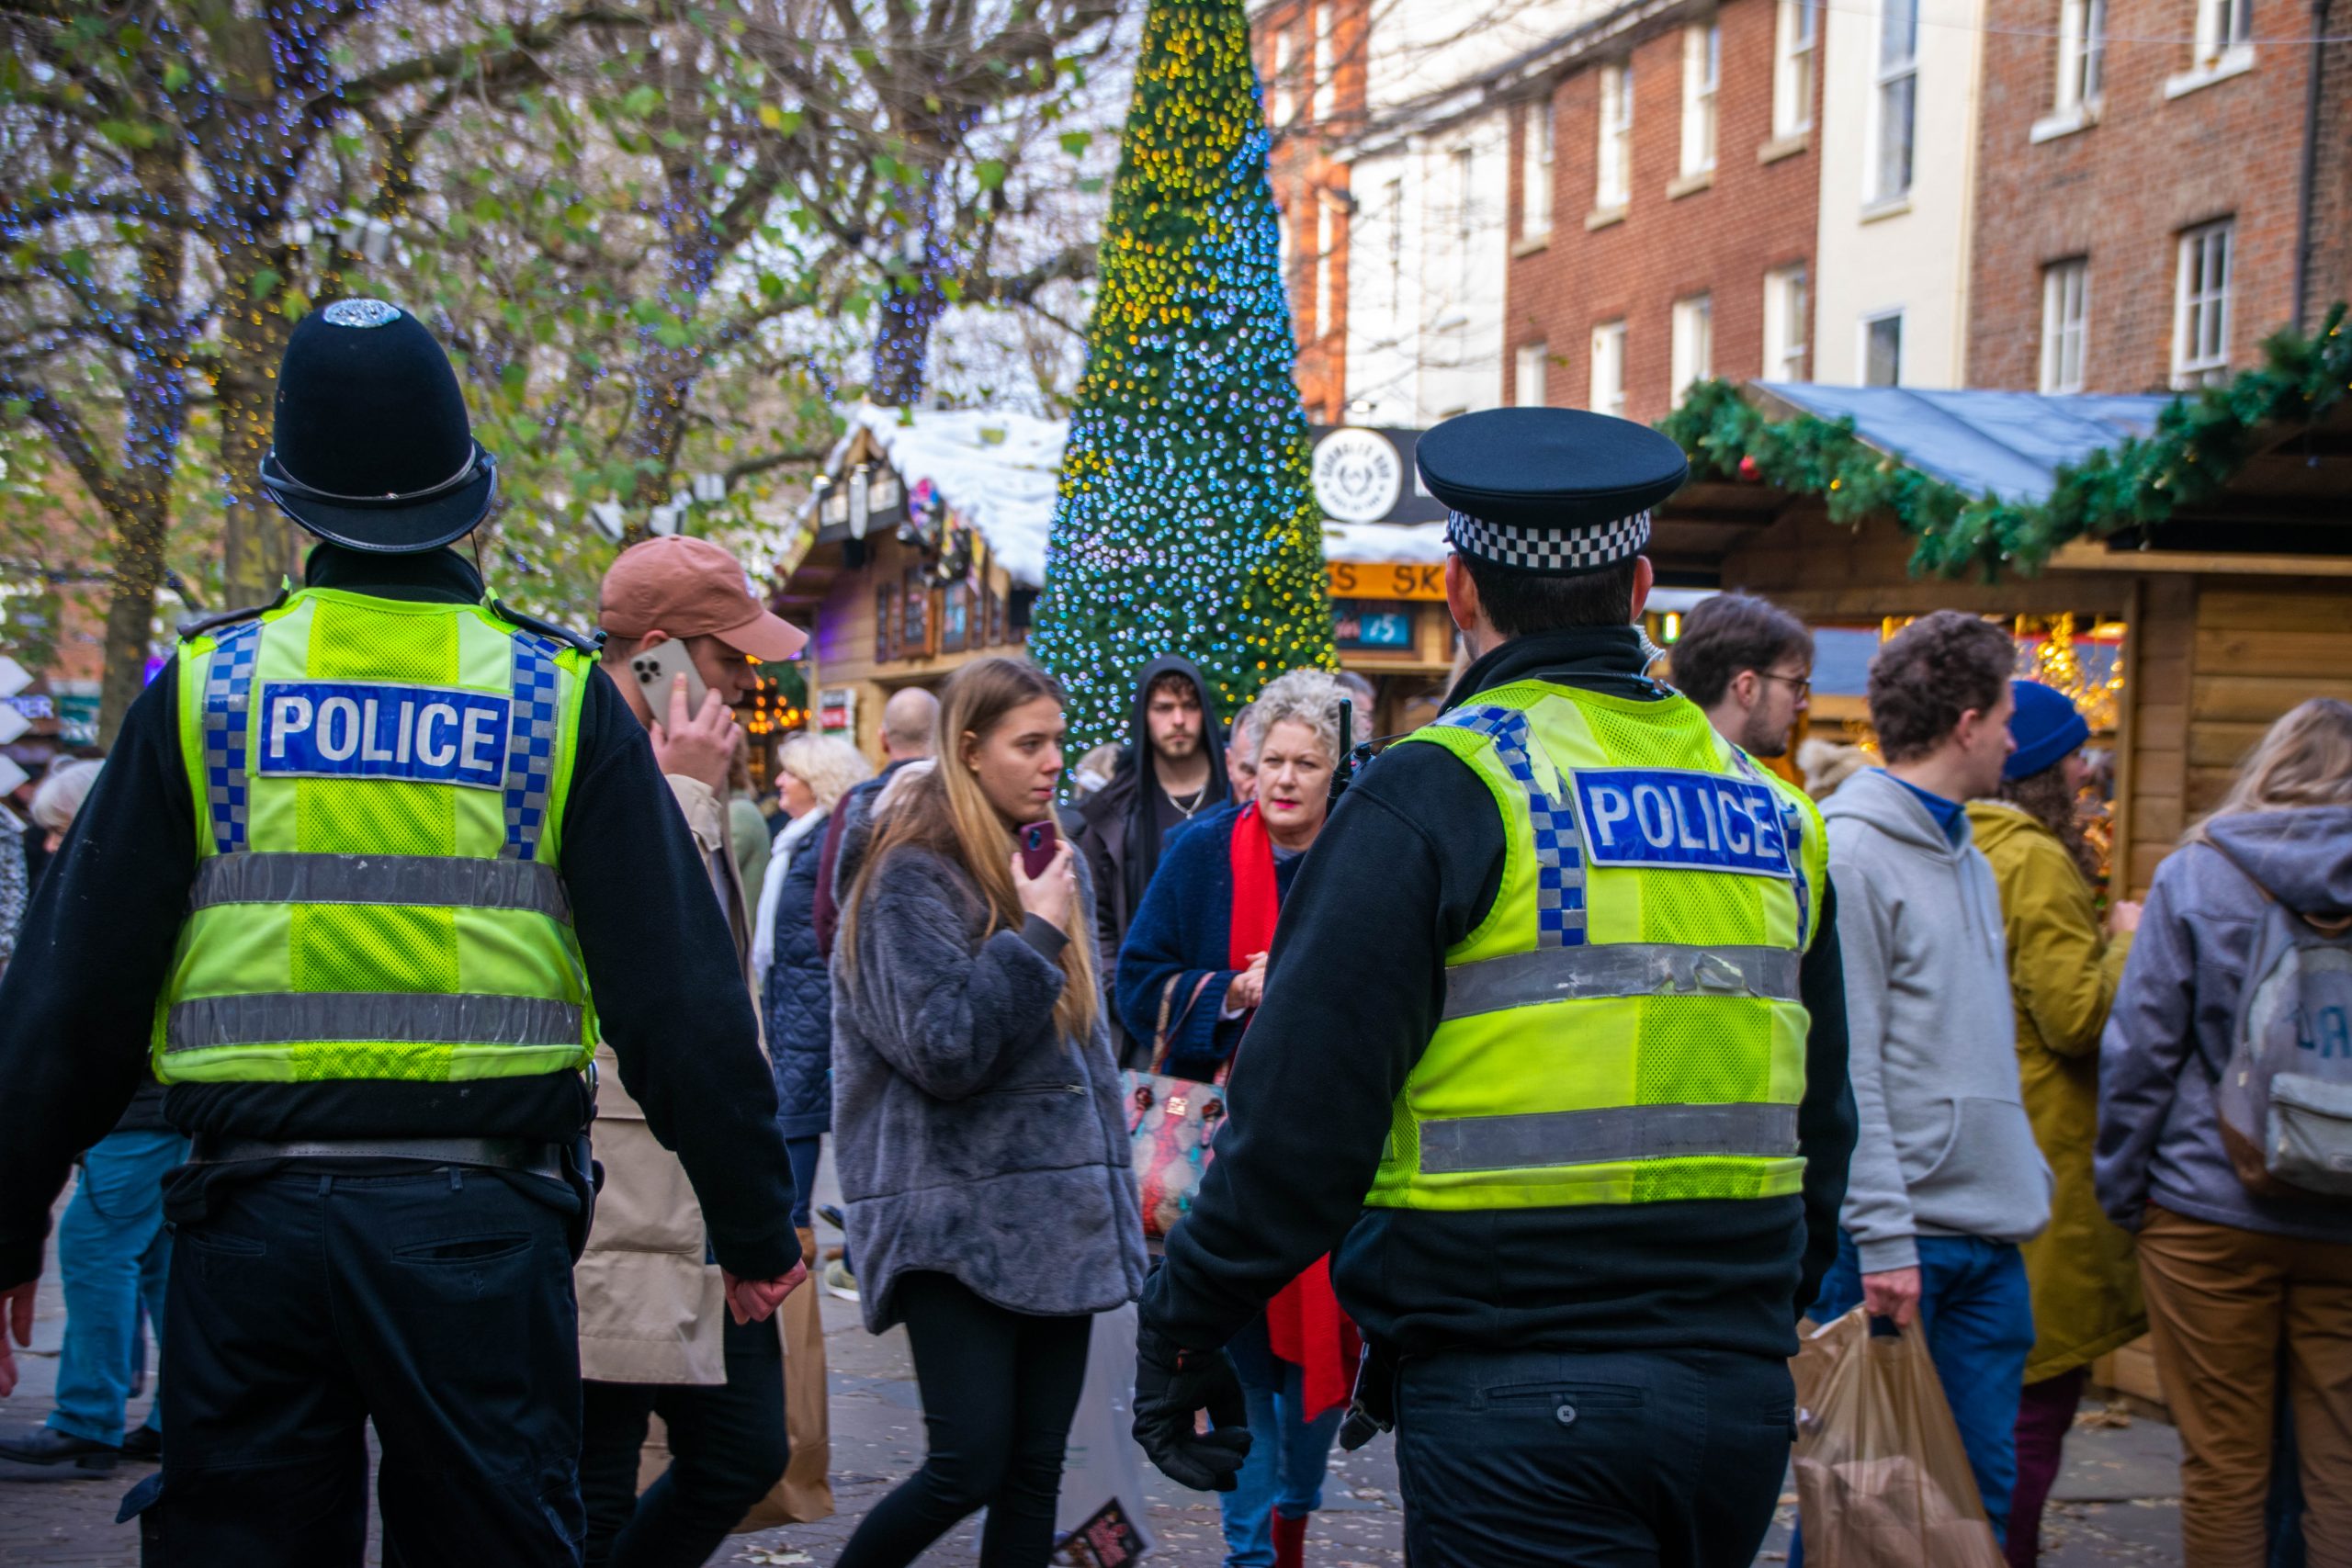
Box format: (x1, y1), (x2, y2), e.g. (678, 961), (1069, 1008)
(1029, 0), (1335, 747)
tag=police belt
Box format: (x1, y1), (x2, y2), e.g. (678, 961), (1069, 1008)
(188, 1134), (564, 1180)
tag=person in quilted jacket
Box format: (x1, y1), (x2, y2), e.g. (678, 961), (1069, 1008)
(754, 733), (872, 1247)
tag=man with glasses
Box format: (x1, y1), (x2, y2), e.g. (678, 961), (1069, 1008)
(1669, 592), (1814, 759)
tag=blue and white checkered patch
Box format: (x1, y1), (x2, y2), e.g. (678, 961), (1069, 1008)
(503, 633), (562, 862)
(1440, 705), (1587, 947)
(200, 621), (263, 854)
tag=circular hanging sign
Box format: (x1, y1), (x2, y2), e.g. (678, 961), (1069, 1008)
(1311, 428), (1404, 525)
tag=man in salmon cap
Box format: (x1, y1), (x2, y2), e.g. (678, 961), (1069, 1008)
(577, 534), (821, 1568)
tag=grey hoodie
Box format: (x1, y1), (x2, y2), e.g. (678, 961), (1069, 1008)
(2096, 807), (2352, 1244)
(1822, 769), (2053, 1272)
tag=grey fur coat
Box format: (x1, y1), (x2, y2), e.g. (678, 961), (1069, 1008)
(831, 843), (1148, 1332)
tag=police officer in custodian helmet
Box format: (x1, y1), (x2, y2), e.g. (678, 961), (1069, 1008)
(0, 299), (806, 1563)
(1132, 408), (1860, 1567)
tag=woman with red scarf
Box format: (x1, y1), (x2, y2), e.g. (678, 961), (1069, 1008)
(1116, 669), (1356, 1568)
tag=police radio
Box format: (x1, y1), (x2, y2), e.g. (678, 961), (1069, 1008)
(1326, 697), (1391, 808)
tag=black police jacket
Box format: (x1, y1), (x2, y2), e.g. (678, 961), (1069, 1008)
(0, 546), (799, 1289)
(1141, 625), (1860, 1363)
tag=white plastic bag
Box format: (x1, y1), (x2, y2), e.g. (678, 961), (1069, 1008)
(1053, 1303), (1159, 1565)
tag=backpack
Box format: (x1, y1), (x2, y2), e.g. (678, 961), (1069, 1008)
(2210, 842), (2352, 1200)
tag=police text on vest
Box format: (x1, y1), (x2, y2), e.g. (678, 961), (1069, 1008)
(256, 681), (512, 791)
(1572, 769), (1795, 880)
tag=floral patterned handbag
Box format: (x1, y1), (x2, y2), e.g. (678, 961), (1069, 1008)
(1122, 973), (1227, 1242)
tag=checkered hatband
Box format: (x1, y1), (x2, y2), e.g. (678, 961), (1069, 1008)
(1444, 507), (1652, 575)
(200, 621), (264, 854)
(1438, 705), (1587, 947)
(503, 633), (561, 862)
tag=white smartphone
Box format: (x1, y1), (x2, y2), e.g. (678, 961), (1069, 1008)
(628, 638), (707, 721)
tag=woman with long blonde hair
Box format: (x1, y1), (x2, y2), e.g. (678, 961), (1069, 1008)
(831, 657), (1146, 1568)
(2098, 697), (2352, 1568)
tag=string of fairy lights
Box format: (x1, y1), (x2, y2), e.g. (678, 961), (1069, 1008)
(1028, 0), (1336, 748)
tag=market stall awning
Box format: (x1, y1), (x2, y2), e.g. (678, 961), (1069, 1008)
(1750, 384), (2174, 504)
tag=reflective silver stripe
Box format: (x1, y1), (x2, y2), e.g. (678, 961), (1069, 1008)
(1442, 943), (1800, 1021)
(1418, 1102), (1802, 1175)
(165, 994), (583, 1054)
(189, 852), (571, 922)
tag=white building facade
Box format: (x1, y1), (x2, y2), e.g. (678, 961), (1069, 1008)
(1808, 0), (1986, 389)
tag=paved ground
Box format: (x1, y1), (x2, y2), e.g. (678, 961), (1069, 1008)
(0, 1168), (2190, 1566)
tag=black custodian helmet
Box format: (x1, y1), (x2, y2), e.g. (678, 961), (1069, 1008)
(257, 298), (499, 554)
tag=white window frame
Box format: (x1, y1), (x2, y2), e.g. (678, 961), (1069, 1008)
(2196, 0), (2251, 68)
(1451, 145), (1476, 303)
(2056, 0), (2106, 110)
(1515, 344), (1549, 407)
(2172, 221), (2233, 386)
(2040, 259), (2089, 394)
(1869, 0), (1919, 204)
(1384, 176), (1405, 315)
(1590, 321), (1627, 417)
(1597, 62), (1633, 211)
(1312, 4), (1336, 122)
(1763, 265), (1809, 381)
(1314, 199), (1335, 336)
(1670, 295), (1713, 401)
(1272, 32), (1296, 128)
(1681, 23), (1721, 176)
(1773, 0), (1818, 138)
(1861, 309), (1904, 386)
(1521, 98), (1555, 238)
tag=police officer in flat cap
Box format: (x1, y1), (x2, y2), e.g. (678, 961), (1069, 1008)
(0, 299), (807, 1563)
(1133, 408), (1859, 1566)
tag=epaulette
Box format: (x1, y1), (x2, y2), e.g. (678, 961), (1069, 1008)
(176, 590), (288, 643)
(492, 598), (605, 657)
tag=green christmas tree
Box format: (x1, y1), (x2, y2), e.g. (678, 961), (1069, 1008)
(1030, 0), (1335, 747)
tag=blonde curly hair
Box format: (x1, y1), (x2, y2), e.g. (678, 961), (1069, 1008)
(775, 732), (873, 813)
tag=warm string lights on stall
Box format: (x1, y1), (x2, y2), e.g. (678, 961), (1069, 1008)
(1028, 0), (1335, 747)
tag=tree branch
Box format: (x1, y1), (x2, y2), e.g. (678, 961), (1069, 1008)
(327, 7), (654, 117)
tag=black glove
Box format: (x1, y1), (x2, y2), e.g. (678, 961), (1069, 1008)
(1132, 1325), (1253, 1492)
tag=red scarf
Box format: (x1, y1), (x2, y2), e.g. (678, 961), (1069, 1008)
(1228, 804), (1362, 1422)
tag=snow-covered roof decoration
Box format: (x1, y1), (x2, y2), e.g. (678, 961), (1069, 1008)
(846, 402), (1066, 586)
(830, 402), (1444, 582)
(1321, 518), (1448, 564)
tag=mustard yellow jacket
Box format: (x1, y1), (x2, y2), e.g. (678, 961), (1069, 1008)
(1968, 801), (2146, 1382)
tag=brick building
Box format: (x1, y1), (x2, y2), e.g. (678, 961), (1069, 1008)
(1255, 0), (1371, 421)
(1502, 0), (1825, 422)
(1968, 0), (2352, 393)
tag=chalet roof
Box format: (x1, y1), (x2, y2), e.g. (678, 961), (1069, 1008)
(838, 403), (1066, 586)
(1751, 384), (2175, 505)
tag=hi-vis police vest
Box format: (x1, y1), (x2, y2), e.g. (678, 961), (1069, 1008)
(1366, 679), (1828, 1211)
(155, 587), (599, 1085)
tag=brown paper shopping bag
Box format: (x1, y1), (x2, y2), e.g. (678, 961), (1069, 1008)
(1791, 1307), (2004, 1568)
(632, 1281), (835, 1529)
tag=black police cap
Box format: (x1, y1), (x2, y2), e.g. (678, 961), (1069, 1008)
(258, 299), (499, 555)
(1415, 408), (1689, 577)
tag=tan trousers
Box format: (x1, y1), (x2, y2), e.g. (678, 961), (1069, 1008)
(2137, 1205), (2352, 1568)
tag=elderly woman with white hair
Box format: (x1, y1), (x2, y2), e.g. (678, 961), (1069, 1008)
(753, 732), (874, 1244)
(1114, 669), (1353, 1568)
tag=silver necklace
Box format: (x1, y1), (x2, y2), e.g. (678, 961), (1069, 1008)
(1167, 783), (1209, 820)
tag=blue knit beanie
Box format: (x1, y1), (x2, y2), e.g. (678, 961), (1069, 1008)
(2006, 680), (2089, 781)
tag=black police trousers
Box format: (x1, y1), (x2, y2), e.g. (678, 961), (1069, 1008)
(1392, 1344), (1794, 1568)
(120, 1163), (586, 1566)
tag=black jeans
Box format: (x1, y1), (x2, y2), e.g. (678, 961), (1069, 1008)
(125, 1163), (584, 1567)
(835, 1271), (1092, 1568)
(1393, 1344), (1794, 1568)
(578, 1313), (789, 1568)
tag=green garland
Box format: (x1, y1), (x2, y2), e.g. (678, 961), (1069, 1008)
(1657, 302), (2352, 581)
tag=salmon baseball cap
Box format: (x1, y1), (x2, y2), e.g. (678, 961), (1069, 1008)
(599, 536), (807, 660)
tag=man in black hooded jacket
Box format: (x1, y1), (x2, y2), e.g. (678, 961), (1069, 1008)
(1075, 656), (1229, 1062)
